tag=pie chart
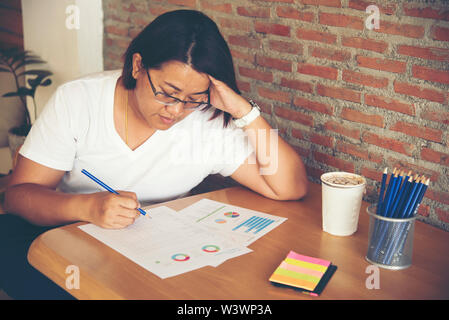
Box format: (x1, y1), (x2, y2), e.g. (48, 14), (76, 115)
(224, 211), (240, 218)
(202, 245), (220, 253)
(171, 253), (190, 262)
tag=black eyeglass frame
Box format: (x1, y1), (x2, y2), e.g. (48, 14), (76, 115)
(145, 69), (211, 110)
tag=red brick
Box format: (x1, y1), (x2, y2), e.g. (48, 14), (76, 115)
(425, 189), (449, 206)
(280, 78), (313, 93)
(296, 28), (337, 44)
(342, 36), (387, 53)
(293, 146), (311, 158)
(436, 208), (449, 223)
(313, 151), (355, 172)
(105, 25), (128, 37)
(394, 81), (446, 103)
(258, 0), (293, 2)
(167, 0), (197, 7)
(236, 6), (270, 18)
(374, 21), (425, 39)
(236, 80), (251, 93)
(297, 63), (338, 80)
(388, 157), (440, 183)
(231, 49), (255, 63)
(291, 128), (305, 139)
(342, 70), (388, 88)
(218, 18), (251, 32)
(341, 108), (384, 127)
(276, 6), (314, 22)
(148, 5), (172, 16)
(275, 107), (314, 127)
(363, 132), (415, 156)
(300, 0), (341, 7)
(311, 133), (334, 148)
(310, 46), (351, 62)
(337, 143), (383, 164)
(324, 120), (360, 140)
(269, 40), (302, 54)
(294, 97), (333, 115)
(421, 148), (449, 167)
(403, 4), (449, 21)
(361, 167), (383, 183)
(317, 84), (361, 103)
(319, 12), (364, 30)
(421, 106), (449, 125)
(390, 121), (442, 143)
(105, 36), (130, 49)
(238, 67), (273, 82)
(365, 94), (415, 116)
(412, 65), (449, 85)
(252, 99), (271, 114)
(255, 22), (290, 37)
(357, 56), (406, 73)
(305, 165), (325, 180)
(432, 26), (449, 42)
(228, 35), (261, 49)
(257, 55), (292, 72)
(258, 87), (291, 103)
(200, 0), (232, 13)
(417, 204), (430, 218)
(398, 45), (449, 62)
(348, 0), (396, 15)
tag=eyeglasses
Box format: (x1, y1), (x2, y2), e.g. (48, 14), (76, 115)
(145, 69), (211, 110)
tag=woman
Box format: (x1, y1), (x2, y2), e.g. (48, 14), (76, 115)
(1, 10), (307, 299)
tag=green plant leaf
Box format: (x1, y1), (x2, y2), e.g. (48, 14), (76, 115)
(2, 92), (21, 97)
(14, 58), (46, 71)
(17, 70), (53, 77)
(40, 78), (52, 86)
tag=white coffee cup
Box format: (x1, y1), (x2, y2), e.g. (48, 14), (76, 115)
(321, 172), (366, 236)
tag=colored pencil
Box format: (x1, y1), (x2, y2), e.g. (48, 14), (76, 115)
(81, 169), (148, 217)
(376, 168), (388, 215)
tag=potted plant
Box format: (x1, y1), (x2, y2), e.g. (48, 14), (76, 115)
(0, 47), (52, 165)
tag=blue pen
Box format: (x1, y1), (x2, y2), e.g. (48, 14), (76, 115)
(81, 169), (148, 217)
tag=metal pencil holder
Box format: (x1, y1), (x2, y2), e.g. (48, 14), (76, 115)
(366, 204), (417, 270)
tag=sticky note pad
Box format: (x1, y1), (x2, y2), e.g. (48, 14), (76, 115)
(269, 251), (337, 296)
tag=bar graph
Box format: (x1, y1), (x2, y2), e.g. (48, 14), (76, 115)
(232, 216), (276, 234)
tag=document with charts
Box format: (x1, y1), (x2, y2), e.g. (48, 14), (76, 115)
(176, 199), (288, 246)
(79, 206), (251, 279)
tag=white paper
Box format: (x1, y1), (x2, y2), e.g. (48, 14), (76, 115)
(175, 199), (288, 246)
(78, 206), (251, 279)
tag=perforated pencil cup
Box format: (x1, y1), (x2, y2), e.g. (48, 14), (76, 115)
(366, 204), (417, 270)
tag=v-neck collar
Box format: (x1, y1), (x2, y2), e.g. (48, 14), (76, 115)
(107, 73), (162, 156)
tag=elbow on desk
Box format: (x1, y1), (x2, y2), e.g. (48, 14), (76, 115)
(267, 179), (309, 201)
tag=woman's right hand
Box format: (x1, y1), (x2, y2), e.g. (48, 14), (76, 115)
(84, 191), (141, 229)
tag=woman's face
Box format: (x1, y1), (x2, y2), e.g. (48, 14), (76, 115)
(131, 54), (211, 130)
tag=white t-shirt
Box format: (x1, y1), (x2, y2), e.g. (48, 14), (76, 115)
(20, 70), (254, 204)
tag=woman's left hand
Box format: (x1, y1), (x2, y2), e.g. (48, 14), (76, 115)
(208, 75), (252, 119)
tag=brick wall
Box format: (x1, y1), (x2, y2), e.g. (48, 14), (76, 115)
(103, 0), (449, 231)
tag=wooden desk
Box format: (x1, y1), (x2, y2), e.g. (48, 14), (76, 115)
(28, 182), (449, 300)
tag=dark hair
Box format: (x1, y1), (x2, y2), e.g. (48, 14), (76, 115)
(122, 10), (239, 127)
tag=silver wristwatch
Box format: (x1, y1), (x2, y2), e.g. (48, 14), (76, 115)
(233, 100), (261, 128)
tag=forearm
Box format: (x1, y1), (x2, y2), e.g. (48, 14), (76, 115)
(4, 183), (90, 226)
(245, 115), (308, 199)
